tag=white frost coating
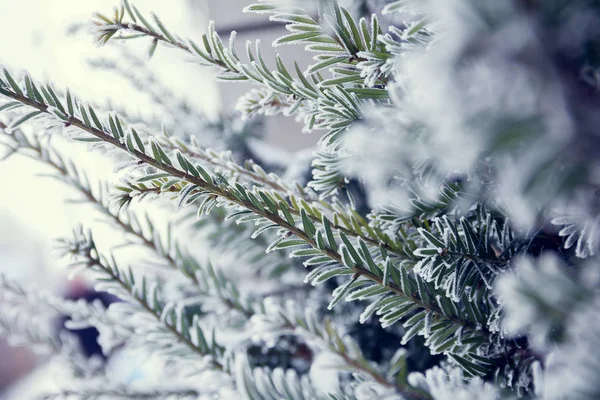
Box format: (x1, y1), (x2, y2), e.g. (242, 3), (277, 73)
(495, 251), (600, 398)
(342, 0), (578, 228)
(495, 254), (583, 350)
(552, 213), (600, 259)
(408, 366), (500, 400)
(538, 296), (600, 399)
(236, 88), (289, 120)
(308, 352), (341, 396)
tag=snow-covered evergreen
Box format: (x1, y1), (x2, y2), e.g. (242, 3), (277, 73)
(1, 0), (600, 398)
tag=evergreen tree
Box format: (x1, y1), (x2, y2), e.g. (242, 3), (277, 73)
(1, 0), (599, 398)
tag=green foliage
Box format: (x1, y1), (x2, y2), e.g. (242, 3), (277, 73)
(0, 60), (511, 391)
(89, 0), (392, 148)
(4, 0), (595, 398)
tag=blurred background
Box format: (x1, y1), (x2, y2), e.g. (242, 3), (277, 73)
(0, 0), (318, 397)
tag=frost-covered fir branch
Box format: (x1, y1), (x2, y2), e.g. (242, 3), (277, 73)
(496, 254), (600, 398)
(0, 69), (399, 264)
(0, 66), (543, 381)
(0, 126), (258, 321)
(2, 251), (431, 399)
(251, 298), (433, 400)
(0, 273), (134, 356)
(0, 278), (203, 398)
(0, 274), (63, 353)
(4, 0), (600, 398)
(55, 227), (226, 370)
(90, 0), (391, 146)
(4, 77), (401, 261)
(85, 52), (263, 158)
(42, 388), (200, 400)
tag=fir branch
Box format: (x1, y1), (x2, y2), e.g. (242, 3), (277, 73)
(90, 0), (382, 145)
(42, 388), (200, 400)
(244, 0), (387, 82)
(0, 273), (130, 356)
(0, 274), (62, 353)
(0, 72), (407, 262)
(117, 165), (407, 260)
(233, 355), (325, 400)
(412, 207), (514, 303)
(253, 299), (433, 400)
(55, 227), (225, 370)
(245, 0), (433, 92)
(3, 0), (589, 397)
(0, 74), (493, 360)
(0, 127), (257, 320)
(149, 133), (297, 196)
(180, 206), (296, 279)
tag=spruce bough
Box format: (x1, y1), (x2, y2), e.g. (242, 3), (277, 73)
(1, 0), (600, 398)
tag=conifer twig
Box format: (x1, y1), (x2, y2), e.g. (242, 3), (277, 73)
(0, 75), (494, 359)
(56, 228), (225, 370)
